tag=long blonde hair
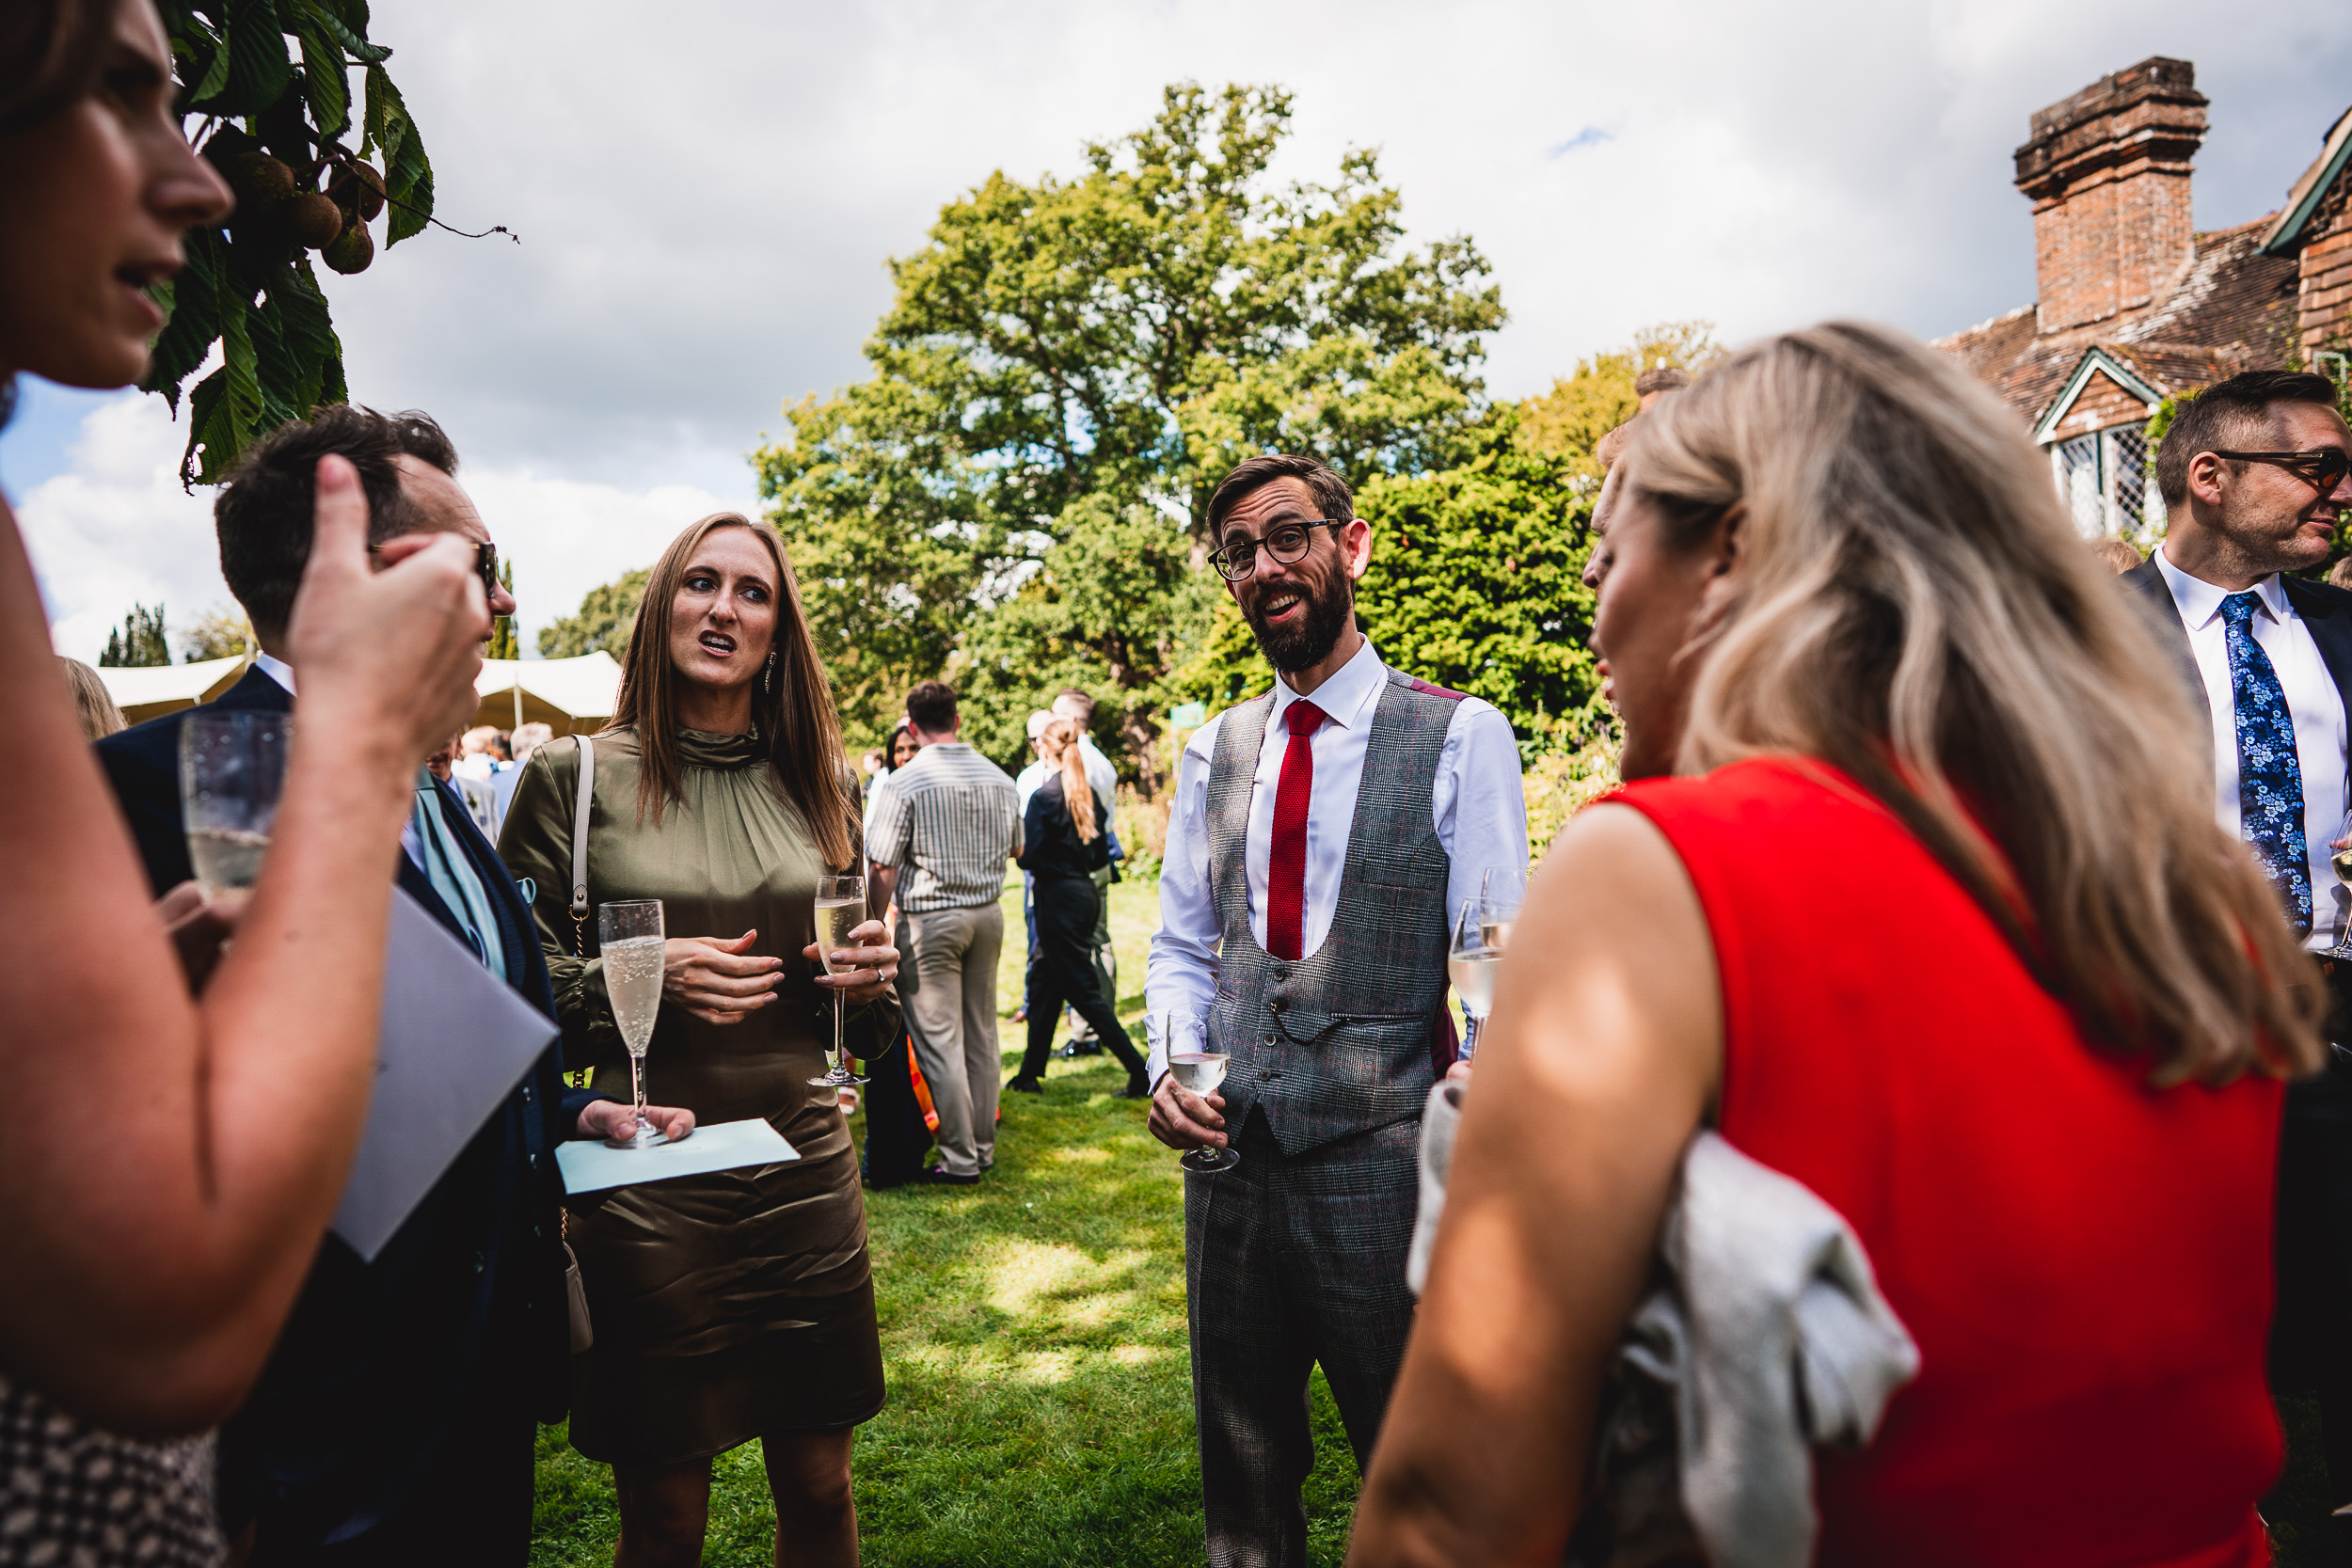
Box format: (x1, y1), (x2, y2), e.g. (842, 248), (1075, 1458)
(1040, 718), (1097, 843)
(57, 657), (122, 740)
(1625, 321), (2323, 1084)
(608, 514), (857, 868)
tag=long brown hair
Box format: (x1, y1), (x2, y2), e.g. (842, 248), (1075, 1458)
(1041, 718), (1097, 842)
(1625, 321), (2324, 1084)
(0, 0), (113, 134)
(607, 513), (857, 868)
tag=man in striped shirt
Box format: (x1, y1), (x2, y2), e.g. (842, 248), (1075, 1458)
(866, 680), (1023, 1184)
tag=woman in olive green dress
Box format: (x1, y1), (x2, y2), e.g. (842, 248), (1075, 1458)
(501, 512), (899, 1568)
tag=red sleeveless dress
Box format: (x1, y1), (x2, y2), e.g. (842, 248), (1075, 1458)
(1615, 757), (2283, 1568)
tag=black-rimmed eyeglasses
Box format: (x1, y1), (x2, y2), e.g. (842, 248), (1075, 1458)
(2209, 449), (2352, 493)
(1206, 519), (1344, 581)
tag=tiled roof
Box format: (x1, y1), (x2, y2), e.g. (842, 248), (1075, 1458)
(1934, 217), (2298, 432)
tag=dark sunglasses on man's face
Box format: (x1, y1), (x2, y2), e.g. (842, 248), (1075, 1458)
(1206, 519), (1345, 582)
(2209, 449), (2352, 494)
(368, 539), (502, 601)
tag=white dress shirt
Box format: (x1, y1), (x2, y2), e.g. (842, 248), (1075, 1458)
(1144, 639), (1528, 1080)
(2155, 547), (2350, 949)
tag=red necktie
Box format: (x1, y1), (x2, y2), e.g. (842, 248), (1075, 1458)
(1267, 700), (1326, 960)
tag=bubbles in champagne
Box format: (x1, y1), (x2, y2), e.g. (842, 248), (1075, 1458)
(188, 826), (270, 895)
(814, 896), (863, 975)
(604, 935), (665, 1055)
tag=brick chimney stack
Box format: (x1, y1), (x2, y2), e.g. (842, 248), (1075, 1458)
(2014, 57), (2207, 333)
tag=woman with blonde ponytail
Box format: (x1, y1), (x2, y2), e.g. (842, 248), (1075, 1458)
(1009, 718), (1149, 1097)
(1353, 322), (2321, 1568)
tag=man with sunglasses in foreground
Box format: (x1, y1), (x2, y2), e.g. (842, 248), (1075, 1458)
(96, 405), (691, 1564)
(1145, 452), (1526, 1567)
(2122, 368), (2352, 1546)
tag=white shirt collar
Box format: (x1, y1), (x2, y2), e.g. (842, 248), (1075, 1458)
(253, 652), (296, 694)
(1269, 637), (1385, 733)
(2154, 546), (2292, 631)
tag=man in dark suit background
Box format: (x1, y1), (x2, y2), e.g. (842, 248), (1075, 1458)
(2121, 369), (2352, 1551)
(96, 405), (692, 1565)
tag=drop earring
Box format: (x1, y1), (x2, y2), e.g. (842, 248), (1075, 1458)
(761, 651), (775, 694)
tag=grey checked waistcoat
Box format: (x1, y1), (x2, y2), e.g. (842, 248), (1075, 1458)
(1206, 669), (1464, 1157)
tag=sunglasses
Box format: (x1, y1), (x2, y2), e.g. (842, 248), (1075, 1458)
(369, 539), (502, 601)
(2209, 449), (2352, 494)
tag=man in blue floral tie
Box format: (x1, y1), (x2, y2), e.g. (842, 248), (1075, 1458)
(2122, 368), (2352, 1542)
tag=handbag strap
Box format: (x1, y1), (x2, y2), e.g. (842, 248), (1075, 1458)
(569, 734), (596, 958)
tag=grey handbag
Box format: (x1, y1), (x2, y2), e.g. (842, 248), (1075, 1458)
(561, 734), (596, 1354)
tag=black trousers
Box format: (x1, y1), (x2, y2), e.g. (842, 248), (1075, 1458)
(2274, 956), (2352, 1560)
(1184, 1112), (1422, 1568)
(246, 1335), (536, 1568)
(861, 1029), (934, 1186)
(1019, 874), (1144, 1085)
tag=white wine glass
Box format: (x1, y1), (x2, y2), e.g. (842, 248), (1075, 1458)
(2328, 808), (2352, 958)
(809, 874), (872, 1092)
(180, 710), (290, 895)
(1449, 899), (1510, 1063)
(600, 899), (669, 1148)
(1162, 1006), (1237, 1175)
(1479, 865), (1526, 940)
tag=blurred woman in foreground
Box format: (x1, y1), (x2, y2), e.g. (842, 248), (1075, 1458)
(1350, 322), (2320, 1568)
(0, 0), (491, 1555)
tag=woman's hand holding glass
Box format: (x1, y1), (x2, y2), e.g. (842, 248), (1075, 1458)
(803, 920), (899, 1005)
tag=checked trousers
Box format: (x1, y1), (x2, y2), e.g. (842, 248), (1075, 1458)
(1185, 1110), (1422, 1568)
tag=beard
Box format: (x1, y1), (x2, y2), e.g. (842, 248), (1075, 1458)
(1242, 571), (1355, 675)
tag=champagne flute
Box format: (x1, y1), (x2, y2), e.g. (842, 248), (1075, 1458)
(2328, 808), (2352, 958)
(599, 899), (669, 1148)
(1161, 1006), (1238, 1174)
(1449, 899), (1510, 1063)
(808, 874), (872, 1092)
(180, 710), (290, 894)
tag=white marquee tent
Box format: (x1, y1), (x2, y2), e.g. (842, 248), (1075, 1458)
(92, 651), (624, 736)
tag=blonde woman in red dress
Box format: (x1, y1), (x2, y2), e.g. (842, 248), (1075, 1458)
(1352, 322), (2323, 1568)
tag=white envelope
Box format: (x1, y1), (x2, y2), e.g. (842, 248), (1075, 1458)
(331, 888), (558, 1261)
(554, 1117), (799, 1196)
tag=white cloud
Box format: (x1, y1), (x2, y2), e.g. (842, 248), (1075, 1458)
(17, 0), (2352, 641)
(17, 394), (220, 664)
(17, 391), (750, 663)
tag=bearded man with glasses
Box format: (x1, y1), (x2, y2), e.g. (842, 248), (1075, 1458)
(2121, 368), (2352, 1545)
(1145, 452), (1527, 1567)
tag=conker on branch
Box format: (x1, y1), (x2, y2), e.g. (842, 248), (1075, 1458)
(284, 193), (344, 249)
(227, 151), (295, 208)
(322, 221), (374, 276)
(327, 162), (388, 222)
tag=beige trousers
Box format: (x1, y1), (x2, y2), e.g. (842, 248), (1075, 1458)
(905, 903), (1005, 1176)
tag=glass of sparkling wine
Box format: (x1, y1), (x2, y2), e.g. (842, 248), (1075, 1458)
(808, 874), (871, 1092)
(2329, 810), (2352, 958)
(599, 899), (669, 1149)
(1449, 898), (1510, 1063)
(1163, 1006), (1238, 1175)
(180, 710), (290, 895)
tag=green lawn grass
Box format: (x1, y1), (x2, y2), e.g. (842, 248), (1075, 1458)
(529, 873), (1368, 1566)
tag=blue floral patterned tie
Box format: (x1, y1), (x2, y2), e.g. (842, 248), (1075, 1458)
(2220, 591), (2312, 937)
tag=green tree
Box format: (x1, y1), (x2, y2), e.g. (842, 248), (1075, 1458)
(102, 603), (171, 668)
(142, 2), (469, 485)
(1518, 320), (1722, 478)
(486, 560), (518, 659)
(179, 605), (252, 661)
(755, 82), (1505, 768)
(539, 567), (649, 658)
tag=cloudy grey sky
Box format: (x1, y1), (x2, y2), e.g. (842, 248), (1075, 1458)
(8, 0), (2350, 660)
